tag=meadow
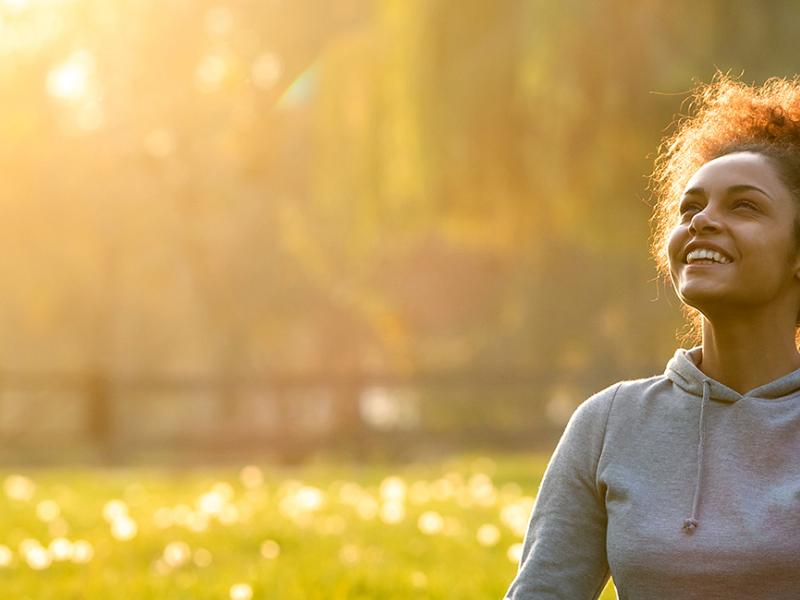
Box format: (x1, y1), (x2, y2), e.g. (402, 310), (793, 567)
(0, 454), (616, 599)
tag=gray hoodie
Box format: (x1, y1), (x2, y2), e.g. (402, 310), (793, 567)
(504, 346), (800, 599)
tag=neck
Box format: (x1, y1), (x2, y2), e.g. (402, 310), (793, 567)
(699, 313), (800, 395)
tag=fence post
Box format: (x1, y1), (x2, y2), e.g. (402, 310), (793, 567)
(86, 371), (113, 457)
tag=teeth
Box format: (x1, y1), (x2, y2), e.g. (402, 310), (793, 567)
(686, 248), (731, 264)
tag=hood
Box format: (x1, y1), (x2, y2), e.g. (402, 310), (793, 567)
(666, 345), (800, 403)
(664, 345), (800, 535)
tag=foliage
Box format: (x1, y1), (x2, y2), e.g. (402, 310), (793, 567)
(0, 0), (798, 430)
(0, 454), (616, 599)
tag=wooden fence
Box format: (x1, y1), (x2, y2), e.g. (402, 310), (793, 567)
(0, 369), (608, 462)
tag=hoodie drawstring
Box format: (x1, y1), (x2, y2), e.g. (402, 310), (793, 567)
(682, 379), (710, 533)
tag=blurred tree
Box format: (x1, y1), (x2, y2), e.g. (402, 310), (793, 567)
(0, 0), (799, 444)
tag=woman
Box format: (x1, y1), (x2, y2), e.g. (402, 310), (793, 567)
(504, 74), (800, 599)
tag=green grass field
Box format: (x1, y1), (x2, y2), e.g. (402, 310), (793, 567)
(0, 454), (616, 599)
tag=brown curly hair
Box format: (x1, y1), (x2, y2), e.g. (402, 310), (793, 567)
(649, 72), (800, 346)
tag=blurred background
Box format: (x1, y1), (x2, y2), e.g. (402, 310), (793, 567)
(1, 0), (798, 465)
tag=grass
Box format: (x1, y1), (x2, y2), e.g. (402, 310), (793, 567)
(0, 453), (616, 599)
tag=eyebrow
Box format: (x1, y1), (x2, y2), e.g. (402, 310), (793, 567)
(682, 184), (773, 199)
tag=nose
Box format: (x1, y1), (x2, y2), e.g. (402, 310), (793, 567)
(688, 205), (721, 235)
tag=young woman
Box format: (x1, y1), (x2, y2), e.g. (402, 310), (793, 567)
(504, 74), (800, 599)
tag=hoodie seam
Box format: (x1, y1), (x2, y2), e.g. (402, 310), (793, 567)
(594, 382), (622, 497)
(741, 394), (800, 404)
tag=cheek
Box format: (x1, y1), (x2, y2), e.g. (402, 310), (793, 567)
(666, 227), (685, 268)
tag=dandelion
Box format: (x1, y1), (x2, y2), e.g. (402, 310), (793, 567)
(507, 542), (524, 563)
(186, 511), (210, 532)
(153, 507), (173, 529)
(193, 547), (213, 567)
(355, 496), (378, 520)
(229, 582), (253, 600)
(337, 482), (363, 505)
(379, 500), (405, 524)
(218, 504), (240, 526)
(409, 481), (431, 505)
(442, 516), (462, 537)
(338, 544), (360, 564)
(500, 497), (535, 538)
(431, 477), (455, 501)
(417, 511), (444, 535)
(379, 476), (406, 502)
(4, 474), (35, 501)
(23, 544), (50, 570)
(171, 504), (193, 527)
(317, 515), (346, 535)
(476, 524), (501, 547)
(73, 547), (93, 566)
(102, 499), (129, 522)
(71, 540), (94, 563)
(36, 499), (60, 522)
(152, 558), (170, 576)
(0, 545), (13, 567)
(48, 537), (73, 561)
(111, 516), (138, 541)
(48, 518), (69, 537)
(19, 539), (40, 554)
(279, 485), (324, 523)
(470, 456), (497, 475)
(468, 473), (497, 506)
(260, 539), (280, 559)
(295, 486), (324, 511)
(163, 541), (191, 568)
(410, 570), (428, 588)
(500, 482), (523, 500)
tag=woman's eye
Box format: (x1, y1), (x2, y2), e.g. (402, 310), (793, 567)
(736, 199), (758, 210)
(679, 203), (700, 215)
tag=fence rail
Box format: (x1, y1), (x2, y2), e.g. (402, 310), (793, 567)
(0, 369), (609, 462)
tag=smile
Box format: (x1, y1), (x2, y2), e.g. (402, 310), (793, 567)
(685, 261), (730, 268)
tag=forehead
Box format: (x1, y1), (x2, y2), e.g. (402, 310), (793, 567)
(683, 151), (787, 197)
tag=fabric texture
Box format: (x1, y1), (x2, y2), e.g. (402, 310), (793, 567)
(504, 346), (800, 599)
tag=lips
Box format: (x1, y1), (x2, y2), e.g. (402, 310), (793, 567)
(683, 242), (734, 263)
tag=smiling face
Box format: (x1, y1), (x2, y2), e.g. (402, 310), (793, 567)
(667, 151), (800, 318)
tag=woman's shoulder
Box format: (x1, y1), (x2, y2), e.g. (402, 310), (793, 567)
(573, 374), (673, 424)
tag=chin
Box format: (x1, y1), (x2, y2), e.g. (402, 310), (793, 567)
(676, 287), (728, 307)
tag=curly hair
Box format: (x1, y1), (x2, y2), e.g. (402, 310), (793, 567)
(649, 72), (800, 346)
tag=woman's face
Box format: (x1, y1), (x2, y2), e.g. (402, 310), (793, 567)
(667, 151), (800, 317)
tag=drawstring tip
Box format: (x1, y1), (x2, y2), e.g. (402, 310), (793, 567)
(682, 518), (698, 532)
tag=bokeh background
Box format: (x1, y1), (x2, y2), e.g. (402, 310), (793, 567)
(1, 1), (799, 597)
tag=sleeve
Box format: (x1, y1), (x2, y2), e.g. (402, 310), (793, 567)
(503, 382), (620, 600)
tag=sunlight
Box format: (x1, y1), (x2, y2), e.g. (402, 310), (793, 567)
(2, 0), (29, 12)
(251, 51), (282, 91)
(46, 50), (93, 101)
(195, 52), (228, 93)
